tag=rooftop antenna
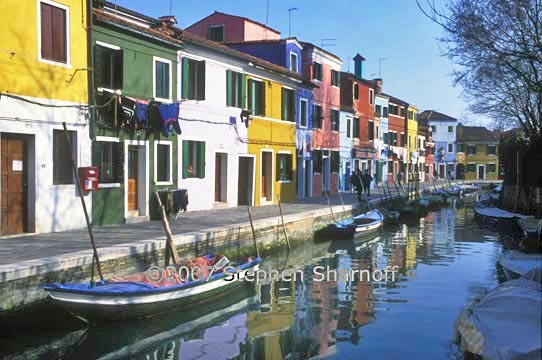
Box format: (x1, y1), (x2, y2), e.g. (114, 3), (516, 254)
(370, 73), (377, 78)
(321, 38), (336, 47)
(288, 8), (299, 37)
(169, 0), (172, 15)
(347, 57), (351, 72)
(264, 0), (270, 39)
(378, 58), (388, 78)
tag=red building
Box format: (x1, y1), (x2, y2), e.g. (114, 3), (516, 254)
(385, 95), (408, 181)
(301, 42), (343, 195)
(340, 54), (378, 178)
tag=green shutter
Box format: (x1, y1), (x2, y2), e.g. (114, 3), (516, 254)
(197, 60), (205, 100)
(181, 58), (189, 99)
(240, 74), (247, 108)
(226, 70), (232, 106)
(198, 141), (206, 178)
(93, 45), (104, 87)
(182, 140), (189, 179)
(281, 88), (286, 120)
(247, 79), (253, 111)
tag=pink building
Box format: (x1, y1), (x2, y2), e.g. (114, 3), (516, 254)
(185, 11), (280, 42)
(301, 43), (343, 195)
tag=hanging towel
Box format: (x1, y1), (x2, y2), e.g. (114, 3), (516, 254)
(135, 102), (149, 128)
(157, 103), (182, 137)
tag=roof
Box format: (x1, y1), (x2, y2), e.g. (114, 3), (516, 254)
(185, 11), (281, 35)
(95, 0), (158, 24)
(299, 41), (342, 62)
(341, 71), (377, 89)
(222, 37), (298, 46)
(93, 4), (316, 88)
(457, 126), (498, 142)
(418, 110), (457, 122)
(383, 93), (409, 107)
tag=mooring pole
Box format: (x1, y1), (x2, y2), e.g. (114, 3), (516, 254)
(247, 205), (260, 258)
(336, 177), (347, 219)
(276, 194), (291, 249)
(62, 122), (103, 282)
(154, 191), (180, 266)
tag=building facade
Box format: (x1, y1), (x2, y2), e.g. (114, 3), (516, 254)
(0, 0), (91, 235)
(419, 110), (458, 179)
(374, 90), (389, 184)
(455, 125), (499, 180)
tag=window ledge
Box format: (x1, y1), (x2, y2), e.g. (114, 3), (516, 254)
(50, 184), (75, 189)
(155, 181), (173, 186)
(154, 97), (172, 103)
(278, 180), (292, 184)
(98, 183), (121, 188)
(38, 57), (71, 69)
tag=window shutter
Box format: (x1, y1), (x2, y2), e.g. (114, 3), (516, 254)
(226, 70), (232, 106)
(182, 140), (189, 179)
(198, 141), (206, 178)
(114, 142), (124, 183)
(247, 79), (253, 111)
(281, 88), (286, 120)
(40, 3), (53, 60)
(207, 26), (212, 40)
(51, 6), (66, 62)
(240, 74), (247, 108)
(197, 60), (205, 100)
(93, 45), (104, 88)
(259, 82), (266, 116)
(113, 50), (123, 89)
(181, 58), (189, 99)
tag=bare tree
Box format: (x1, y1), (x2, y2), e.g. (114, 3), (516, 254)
(416, 0), (542, 138)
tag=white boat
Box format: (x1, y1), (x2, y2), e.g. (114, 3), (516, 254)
(498, 250), (542, 280)
(454, 268), (541, 360)
(327, 209), (384, 239)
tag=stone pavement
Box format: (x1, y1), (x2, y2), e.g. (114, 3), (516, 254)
(0, 180), (457, 267)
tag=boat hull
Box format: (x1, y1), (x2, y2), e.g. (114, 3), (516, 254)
(45, 261), (260, 323)
(326, 210), (383, 240)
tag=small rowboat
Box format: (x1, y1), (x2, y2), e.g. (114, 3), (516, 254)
(327, 209), (383, 239)
(43, 255), (261, 323)
(498, 250), (542, 280)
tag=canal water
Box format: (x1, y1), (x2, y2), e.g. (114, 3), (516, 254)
(1, 198), (506, 360)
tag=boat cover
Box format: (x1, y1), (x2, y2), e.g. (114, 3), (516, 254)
(474, 206), (533, 219)
(499, 250), (542, 277)
(455, 268), (542, 359)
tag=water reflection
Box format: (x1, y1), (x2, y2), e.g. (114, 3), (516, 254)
(2, 205), (504, 360)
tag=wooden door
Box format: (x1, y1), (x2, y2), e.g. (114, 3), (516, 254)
(215, 154), (221, 202)
(1, 138), (26, 235)
(478, 165), (485, 180)
(127, 146), (138, 212)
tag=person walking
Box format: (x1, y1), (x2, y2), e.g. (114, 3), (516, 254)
(361, 170), (373, 197)
(397, 171), (404, 186)
(350, 170), (362, 201)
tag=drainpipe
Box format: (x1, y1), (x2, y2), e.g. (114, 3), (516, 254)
(87, 0), (95, 140)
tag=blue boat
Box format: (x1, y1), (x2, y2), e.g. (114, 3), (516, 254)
(43, 255), (261, 323)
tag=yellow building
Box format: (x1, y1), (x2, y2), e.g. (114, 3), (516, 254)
(406, 105), (419, 179)
(0, 0), (92, 235)
(246, 76), (299, 206)
(455, 125), (499, 180)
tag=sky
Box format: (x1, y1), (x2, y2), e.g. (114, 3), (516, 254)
(110, 0), (490, 126)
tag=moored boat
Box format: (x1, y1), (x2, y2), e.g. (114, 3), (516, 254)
(498, 250), (542, 280)
(327, 209), (383, 239)
(473, 202), (532, 234)
(43, 255), (261, 323)
(517, 218), (542, 253)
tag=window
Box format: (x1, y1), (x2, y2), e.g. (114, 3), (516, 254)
(368, 121), (374, 140)
(456, 143), (464, 152)
(155, 57), (172, 101)
(408, 110), (413, 120)
(313, 150), (322, 173)
(375, 105), (382, 116)
(400, 133), (406, 147)
(487, 145), (497, 155)
(276, 153), (293, 181)
(467, 163), (476, 172)
(354, 84), (359, 100)
(388, 104), (398, 116)
(391, 132), (398, 146)
(181, 57), (205, 101)
(331, 109), (340, 131)
(383, 107), (388, 117)
(369, 89), (374, 105)
(182, 140), (205, 179)
(388, 161), (393, 174)
(313, 104), (322, 129)
(487, 163), (496, 173)
(346, 117), (352, 139)
(353, 117), (360, 139)
(281, 88), (296, 122)
(94, 44), (123, 89)
(331, 70), (340, 87)
(400, 107), (405, 117)
(289, 52), (298, 72)
(207, 25), (224, 41)
(40, 1), (68, 64)
(226, 70), (245, 108)
(53, 129), (75, 185)
(248, 79), (265, 116)
(313, 62), (322, 81)
(467, 144), (477, 155)
(93, 141), (123, 183)
(331, 151), (340, 173)
(431, 125), (436, 132)
(300, 99), (308, 127)
(448, 126), (453, 132)
(155, 142), (172, 184)
(376, 125), (379, 139)
(448, 143), (453, 153)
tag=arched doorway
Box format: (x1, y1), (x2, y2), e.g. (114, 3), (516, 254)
(456, 163), (465, 180)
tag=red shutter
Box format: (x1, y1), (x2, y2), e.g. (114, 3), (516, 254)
(40, 3), (53, 60)
(51, 6), (66, 62)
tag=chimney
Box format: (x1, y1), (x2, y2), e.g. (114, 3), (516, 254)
(353, 53), (365, 78)
(158, 15), (177, 25)
(372, 78), (383, 93)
